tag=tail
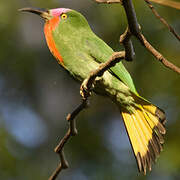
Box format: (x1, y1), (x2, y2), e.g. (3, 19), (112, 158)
(121, 96), (166, 175)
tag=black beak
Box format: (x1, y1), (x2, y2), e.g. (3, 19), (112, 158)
(18, 7), (52, 20)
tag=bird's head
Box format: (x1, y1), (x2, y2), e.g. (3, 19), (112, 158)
(19, 7), (91, 65)
(19, 7), (90, 31)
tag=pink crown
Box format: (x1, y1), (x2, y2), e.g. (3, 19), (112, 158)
(50, 8), (71, 17)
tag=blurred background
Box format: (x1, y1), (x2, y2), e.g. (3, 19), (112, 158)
(0, 0), (180, 179)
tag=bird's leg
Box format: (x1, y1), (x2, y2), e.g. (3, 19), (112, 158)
(80, 78), (92, 99)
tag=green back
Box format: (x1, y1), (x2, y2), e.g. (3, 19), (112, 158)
(52, 10), (137, 94)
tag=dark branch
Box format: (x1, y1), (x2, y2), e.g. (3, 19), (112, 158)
(80, 51), (125, 99)
(149, 0), (180, 10)
(54, 100), (87, 153)
(49, 51), (125, 180)
(137, 33), (180, 74)
(94, 0), (122, 4)
(48, 100), (87, 180)
(93, 0), (180, 74)
(122, 0), (180, 74)
(50, 0), (180, 178)
(48, 151), (68, 180)
(48, 163), (63, 180)
(122, 0), (140, 36)
(120, 27), (135, 61)
(145, 0), (180, 41)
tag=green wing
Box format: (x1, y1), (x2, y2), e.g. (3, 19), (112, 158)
(84, 35), (138, 95)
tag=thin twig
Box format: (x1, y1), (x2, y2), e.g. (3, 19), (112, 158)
(145, 0), (180, 41)
(49, 100), (87, 180)
(121, 0), (180, 74)
(149, 0), (180, 10)
(48, 151), (68, 180)
(93, 0), (180, 74)
(49, 51), (125, 180)
(48, 163), (62, 180)
(80, 51), (125, 99)
(54, 100), (87, 153)
(137, 33), (180, 73)
(50, 0), (180, 178)
(120, 27), (135, 61)
(94, 0), (122, 4)
(122, 0), (141, 36)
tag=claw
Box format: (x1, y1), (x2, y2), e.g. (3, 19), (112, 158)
(80, 79), (92, 99)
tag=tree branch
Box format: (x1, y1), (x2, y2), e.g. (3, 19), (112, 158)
(122, 0), (141, 36)
(48, 100), (87, 180)
(122, 0), (180, 74)
(49, 51), (125, 180)
(94, 0), (122, 4)
(138, 33), (180, 73)
(149, 0), (180, 10)
(48, 151), (68, 180)
(80, 51), (125, 99)
(93, 0), (180, 74)
(49, 0), (180, 178)
(120, 27), (135, 61)
(145, 0), (180, 41)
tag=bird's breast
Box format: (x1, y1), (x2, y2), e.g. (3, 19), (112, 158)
(44, 22), (64, 65)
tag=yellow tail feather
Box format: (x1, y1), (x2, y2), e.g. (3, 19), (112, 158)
(121, 101), (166, 175)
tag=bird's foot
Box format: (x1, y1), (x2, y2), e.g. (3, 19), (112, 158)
(80, 78), (94, 99)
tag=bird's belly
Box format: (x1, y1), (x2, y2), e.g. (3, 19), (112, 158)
(62, 54), (135, 107)
(93, 71), (135, 107)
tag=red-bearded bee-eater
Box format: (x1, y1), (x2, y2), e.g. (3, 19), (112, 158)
(19, 7), (166, 174)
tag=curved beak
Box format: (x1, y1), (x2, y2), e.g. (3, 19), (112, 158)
(18, 7), (52, 21)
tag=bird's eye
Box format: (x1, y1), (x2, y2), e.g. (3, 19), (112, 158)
(61, 13), (67, 20)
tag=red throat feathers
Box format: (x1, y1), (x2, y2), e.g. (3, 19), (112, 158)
(44, 17), (64, 65)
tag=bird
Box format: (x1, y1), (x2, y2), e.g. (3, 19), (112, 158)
(19, 7), (166, 174)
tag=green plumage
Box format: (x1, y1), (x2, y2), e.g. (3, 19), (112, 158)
(19, 7), (166, 174)
(52, 10), (138, 107)
(50, 11), (166, 174)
